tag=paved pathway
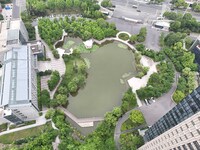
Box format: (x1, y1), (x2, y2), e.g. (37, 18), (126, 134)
(116, 31), (131, 42)
(35, 26), (66, 76)
(50, 77), (63, 99)
(114, 71), (179, 149)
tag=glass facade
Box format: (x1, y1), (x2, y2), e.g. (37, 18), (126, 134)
(144, 86), (200, 142)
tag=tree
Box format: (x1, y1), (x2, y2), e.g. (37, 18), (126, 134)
(173, 90), (185, 103)
(66, 0), (73, 8)
(55, 0), (66, 10)
(47, 0), (56, 10)
(101, 0), (112, 7)
(129, 110), (145, 125)
(40, 90), (50, 107)
(170, 21), (181, 32)
(55, 94), (67, 105)
(74, 0), (81, 8)
(68, 81), (78, 93)
(129, 35), (137, 43)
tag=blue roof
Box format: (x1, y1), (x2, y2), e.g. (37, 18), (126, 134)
(0, 46), (30, 106)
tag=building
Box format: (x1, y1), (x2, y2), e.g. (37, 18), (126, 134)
(190, 36), (200, 70)
(0, 19), (28, 52)
(138, 86), (200, 150)
(27, 40), (45, 57)
(0, 45), (38, 124)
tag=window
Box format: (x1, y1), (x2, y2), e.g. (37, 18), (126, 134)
(191, 132), (194, 137)
(197, 129), (200, 135)
(179, 137), (182, 141)
(191, 121), (195, 125)
(182, 145), (187, 150)
(186, 124), (189, 128)
(180, 126), (183, 131)
(187, 143), (194, 150)
(184, 135), (188, 139)
(177, 146), (181, 150)
(193, 141), (200, 149)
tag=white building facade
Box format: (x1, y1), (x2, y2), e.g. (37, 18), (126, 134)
(0, 46), (38, 124)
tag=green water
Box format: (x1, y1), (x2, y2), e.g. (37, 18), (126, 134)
(67, 41), (137, 118)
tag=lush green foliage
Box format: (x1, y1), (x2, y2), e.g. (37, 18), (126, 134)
(173, 67), (196, 103)
(38, 17), (117, 44)
(163, 12), (200, 33)
(48, 71), (60, 91)
(137, 27), (147, 43)
(164, 42), (197, 72)
(137, 62), (174, 100)
(118, 33), (130, 41)
(27, 0), (103, 19)
(171, 0), (188, 8)
(129, 35), (138, 44)
(38, 70), (52, 76)
(21, 12), (36, 41)
(129, 110), (145, 126)
(136, 44), (165, 62)
(164, 32), (186, 47)
(120, 110), (145, 149)
(101, 0), (112, 7)
(192, 2), (200, 12)
(37, 75), (42, 110)
(0, 123), (8, 132)
(0, 123), (54, 145)
(40, 89), (51, 107)
(135, 52), (149, 78)
(121, 89), (138, 113)
(120, 133), (144, 150)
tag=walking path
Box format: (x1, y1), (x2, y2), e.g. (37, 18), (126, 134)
(50, 77), (63, 99)
(59, 107), (104, 127)
(35, 26), (66, 76)
(128, 56), (159, 106)
(114, 71), (179, 149)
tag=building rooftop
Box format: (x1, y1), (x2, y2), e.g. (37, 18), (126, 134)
(0, 19), (25, 52)
(27, 40), (44, 54)
(0, 45), (31, 106)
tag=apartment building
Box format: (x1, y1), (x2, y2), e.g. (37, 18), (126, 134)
(138, 86), (200, 150)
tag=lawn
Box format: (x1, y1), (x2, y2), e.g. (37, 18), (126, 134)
(118, 33), (130, 41)
(0, 123), (8, 132)
(0, 123), (51, 144)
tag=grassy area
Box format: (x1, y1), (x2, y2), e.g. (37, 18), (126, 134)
(63, 40), (75, 49)
(75, 44), (99, 53)
(0, 123), (8, 132)
(0, 123), (51, 144)
(118, 33), (130, 41)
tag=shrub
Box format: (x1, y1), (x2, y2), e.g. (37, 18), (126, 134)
(48, 71), (60, 91)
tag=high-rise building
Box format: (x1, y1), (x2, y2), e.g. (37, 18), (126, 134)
(0, 45), (38, 124)
(138, 86), (200, 150)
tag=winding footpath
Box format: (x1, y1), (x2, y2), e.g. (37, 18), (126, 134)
(114, 71), (179, 149)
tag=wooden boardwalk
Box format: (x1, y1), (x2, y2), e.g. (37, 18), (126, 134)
(59, 107), (104, 127)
